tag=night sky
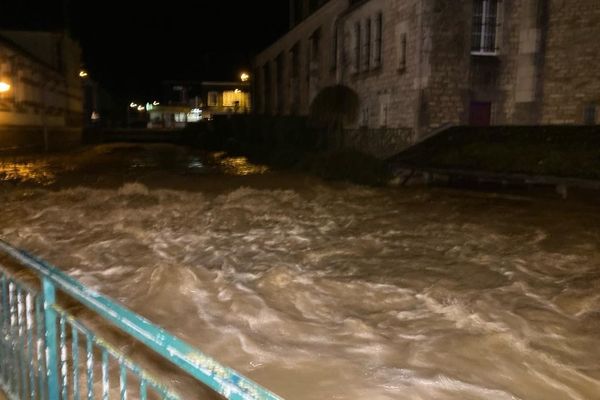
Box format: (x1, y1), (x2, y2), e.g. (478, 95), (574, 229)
(0, 0), (289, 99)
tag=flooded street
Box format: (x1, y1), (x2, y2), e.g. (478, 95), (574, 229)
(1, 144), (600, 400)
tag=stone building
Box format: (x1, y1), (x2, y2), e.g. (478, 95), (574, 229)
(254, 0), (348, 116)
(0, 30), (84, 151)
(254, 0), (600, 157)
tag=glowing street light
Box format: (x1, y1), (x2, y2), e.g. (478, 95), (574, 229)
(130, 102), (138, 108)
(79, 70), (88, 78)
(240, 72), (249, 82)
(137, 105), (145, 112)
(153, 101), (160, 106)
(0, 81), (11, 93)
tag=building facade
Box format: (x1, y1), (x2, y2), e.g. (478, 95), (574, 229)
(254, 0), (600, 157)
(0, 31), (84, 150)
(254, 0), (348, 116)
(200, 81), (251, 120)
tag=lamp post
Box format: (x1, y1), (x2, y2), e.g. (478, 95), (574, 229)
(240, 73), (250, 113)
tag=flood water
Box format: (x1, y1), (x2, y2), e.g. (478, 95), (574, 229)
(1, 143), (600, 400)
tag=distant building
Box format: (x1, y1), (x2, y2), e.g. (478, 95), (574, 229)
(254, 0), (600, 157)
(0, 30), (84, 150)
(200, 81), (251, 120)
(146, 80), (250, 128)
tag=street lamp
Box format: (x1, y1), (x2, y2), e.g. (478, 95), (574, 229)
(0, 81), (11, 93)
(79, 70), (88, 78)
(240, 72), (249, 82)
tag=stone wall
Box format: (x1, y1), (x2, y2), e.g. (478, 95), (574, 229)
(342, 127), (413, 158)
(254, 0), (600, 159)
(340, 0), (420, 137)
(541, 0), (600, 124)
(254, 0), (348, 116)
(422, 0), (471, 133)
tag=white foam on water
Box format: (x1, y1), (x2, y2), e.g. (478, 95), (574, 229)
(2, 182), (600, 399)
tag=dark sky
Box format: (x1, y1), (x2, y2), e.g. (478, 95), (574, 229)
(0, 0), (289, 99)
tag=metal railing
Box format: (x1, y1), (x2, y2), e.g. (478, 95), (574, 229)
(0, 239), (284, 400)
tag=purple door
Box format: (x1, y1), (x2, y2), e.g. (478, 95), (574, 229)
(469, 102), (492, 126)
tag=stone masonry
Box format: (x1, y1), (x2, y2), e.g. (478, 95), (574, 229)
(254, 0), (600, 157)
(541, 0), (600, 124)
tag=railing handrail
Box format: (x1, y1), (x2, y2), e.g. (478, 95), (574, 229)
(0, 239), (283, 400)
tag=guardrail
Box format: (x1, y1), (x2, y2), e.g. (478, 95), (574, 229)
(0, 239), (284, 400)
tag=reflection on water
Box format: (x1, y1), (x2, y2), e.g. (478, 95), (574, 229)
(0, 160), (56, 185)
(210, 152), (269, 176)
(0, 145), (269, 187)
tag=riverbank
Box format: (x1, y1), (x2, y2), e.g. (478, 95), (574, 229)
(387, 125), (600, 197)
(85, 121), (600, 195)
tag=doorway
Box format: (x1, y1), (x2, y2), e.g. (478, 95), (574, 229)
(469, 101), (492, 126)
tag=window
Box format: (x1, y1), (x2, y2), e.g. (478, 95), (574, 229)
(207, 91), (218, 107)
(472, 0), (501, 54)
(363, 18), (371, 71)
(379, 94), (390, 127)
(174, 112), (187, 123)
(354, 22), (361, 73)
(276, 52), (285, 114)
(331, 21), (339, 71)
(373, 13), (383, 67)
(398, 32), (407, 72)
(310, 28), (321, 61)
(223, 91), (245, 107)
(360, 106), (369, 128)
(584, 103), (597, 125)
(290, 43), (301, 114)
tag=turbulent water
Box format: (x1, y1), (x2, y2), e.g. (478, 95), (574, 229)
(1, 144), (600, 400)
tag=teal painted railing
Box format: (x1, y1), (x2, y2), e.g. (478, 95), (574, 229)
(0, 240), (284, 400)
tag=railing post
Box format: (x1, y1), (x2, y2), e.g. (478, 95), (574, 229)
(42, 277), (59, 400)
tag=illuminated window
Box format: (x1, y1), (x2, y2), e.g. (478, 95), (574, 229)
(207, 92), (218, 107)
(223, 91), (246, 108)
(187, 108), (202, 122)
(472, 0), (502, 54)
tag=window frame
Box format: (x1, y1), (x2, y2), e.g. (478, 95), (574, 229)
(373, 12), (383, 68)
(471, 0), (503, 56)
